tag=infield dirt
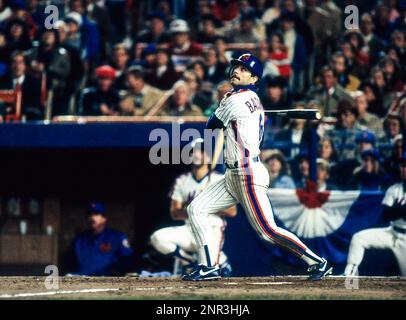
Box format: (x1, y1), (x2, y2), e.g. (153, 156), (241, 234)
(0, 276), (404, 299)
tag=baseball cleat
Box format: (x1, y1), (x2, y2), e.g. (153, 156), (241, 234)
(182, 264), (221, 281)
(307, 258), (333, 281)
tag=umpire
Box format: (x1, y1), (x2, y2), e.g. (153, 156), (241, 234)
(65, 202), (134, 276)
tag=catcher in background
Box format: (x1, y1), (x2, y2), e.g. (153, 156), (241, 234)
(345, 151), (406, 277)
(150, 139), (237, 277)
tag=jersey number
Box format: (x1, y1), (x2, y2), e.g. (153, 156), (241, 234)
(259, 114), (264, 145)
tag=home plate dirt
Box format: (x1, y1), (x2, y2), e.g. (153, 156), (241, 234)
(0, 276), (404, 299)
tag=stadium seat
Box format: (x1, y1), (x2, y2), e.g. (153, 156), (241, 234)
(0, 89), (22, 122)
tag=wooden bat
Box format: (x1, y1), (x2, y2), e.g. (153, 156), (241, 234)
(264, 109), (322, 120)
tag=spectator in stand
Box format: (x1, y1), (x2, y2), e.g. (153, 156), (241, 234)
(389, 30), (406, 66)
(65, 4), (100, 66)
(348, 149), (392, 191)
(330, 130), (376, 190)
(159, 80), (203, 117)
(6, 0), (39, 39)
(342, 31), (370, 80)
(268, 31), (291, 80)
(155, 0), (174, 24)
(65, 202), (134, 276)
(278, 11), (307, 95)
(212, 0), (240, 23)
(110, 43), (130, 91)
(392, 1), (406, 31)
(330, 51), (361, 92)
(197, 14), (222, 44)
(338, 40), (367, 81)
(370, 66), (395, 113)
(204, 80), (232, 117)
(213, 35), (231, 64)
(204, 46), (227, 85)
(131, 44), (157, 75)
(360, 13), (387, 67)
(55, 20), (84, 113)
(263, 151), (296, 189)
(316, 158), (337, 191)
(292, 151), (310, 189)
(0, 50), (42, 120)
(228, 10), (263, 44)
(379, 56), (404, 92)
(0, 31), (10, 77)
(26, 28), (71, 116)
(3, 18), (32, 52)
(145, 48), (180, 91)
(319, 0), (342, 57)
(373, 2), (395, 43)
(318, 137), (338, 167)
(380, 113), (404, 158)
(182, 69), (212, 113)
(260, 0), (281, 25)
(261, 75), (291, 110)
(351, 90), (383, 137)
(85, 0), (113, 62)
(383, 134), (404, 181)
(118, 66), (164, 116)
(399, 95), (406, 128)
(77, 65), (119, 116)
(307, 66), (354, 116)
(136, 11), (171, 44)
(359, 81), (385, 117)
(168, 19), (203, 72)
(355, 131), (376, 156)
(327, 100), (365, 162)
(299, 0), (330, 84)
(260, 75), (291, 129)
(274, 101), (308, 159)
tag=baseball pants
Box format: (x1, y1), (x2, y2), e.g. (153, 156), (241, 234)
(150, 224), (228, 266)
(345, 227), (406, 276)
(187, 160), (324, 267)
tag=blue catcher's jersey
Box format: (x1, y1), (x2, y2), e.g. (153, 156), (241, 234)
(71, 227), (134, 276)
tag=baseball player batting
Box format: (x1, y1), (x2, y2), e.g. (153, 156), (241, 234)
(150, 139), (237, 276)
(183, 53), (332, 281)
(344, 151), (406, 277)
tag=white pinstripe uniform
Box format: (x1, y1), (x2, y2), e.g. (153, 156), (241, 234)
(150, 171), (228, 266)
(187, 88), (324, 268)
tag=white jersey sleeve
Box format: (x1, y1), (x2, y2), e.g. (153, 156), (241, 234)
(382, 183), (405, 206)
(169, 174), (187, 203)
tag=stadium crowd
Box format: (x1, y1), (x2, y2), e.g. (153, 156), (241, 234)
(0, 0), (405, 191)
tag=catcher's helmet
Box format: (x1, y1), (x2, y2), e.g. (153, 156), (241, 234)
(230, 53), (263, 79)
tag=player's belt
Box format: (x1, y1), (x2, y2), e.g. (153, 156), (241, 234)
(225, 156), (260, 169)
(393, 226), (406, 234)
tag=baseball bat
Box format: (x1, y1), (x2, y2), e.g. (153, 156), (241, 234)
(264, 109), (322, 120)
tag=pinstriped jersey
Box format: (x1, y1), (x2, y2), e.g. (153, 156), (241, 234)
(169, 171), (224, 226)
(215, 89), (265, 163)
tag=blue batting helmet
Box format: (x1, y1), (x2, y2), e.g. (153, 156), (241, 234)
(230, 53), (263, 79)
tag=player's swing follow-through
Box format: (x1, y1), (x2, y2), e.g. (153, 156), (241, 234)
(183, 53), (333, 281)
